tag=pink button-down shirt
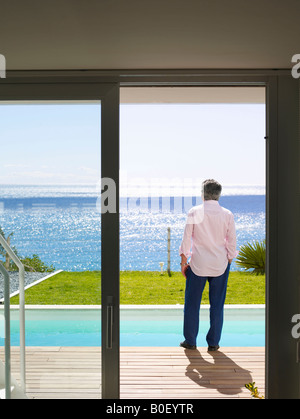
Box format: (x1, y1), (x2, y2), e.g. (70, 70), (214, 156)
(179, 200), (237, 277)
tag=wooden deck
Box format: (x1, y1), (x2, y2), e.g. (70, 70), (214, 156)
(1, 346), (265, 399)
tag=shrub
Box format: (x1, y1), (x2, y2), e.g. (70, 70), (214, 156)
(20, 254), (55, 273)
(236, 240), (265, 275)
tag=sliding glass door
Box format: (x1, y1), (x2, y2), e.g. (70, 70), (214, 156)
(0, 81), (119, 399)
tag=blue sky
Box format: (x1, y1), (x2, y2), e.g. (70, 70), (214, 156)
(0, 101), (266, 191)
(0, 102), (101, 185)
(121, 103), (265, 191)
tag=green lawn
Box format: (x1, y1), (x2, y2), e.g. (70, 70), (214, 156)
(10, 270), (265, 305)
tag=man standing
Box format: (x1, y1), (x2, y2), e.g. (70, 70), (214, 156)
(179, 179), (237, 351)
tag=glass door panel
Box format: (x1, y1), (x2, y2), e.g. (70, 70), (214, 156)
(0, 101), (102, 398)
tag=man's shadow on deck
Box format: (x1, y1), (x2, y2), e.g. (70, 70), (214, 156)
(184, 349), (253, 396)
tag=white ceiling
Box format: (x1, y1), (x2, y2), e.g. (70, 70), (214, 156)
(0, 0), (299, 71)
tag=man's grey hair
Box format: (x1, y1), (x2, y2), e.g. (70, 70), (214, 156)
(202, 179), (222, 201)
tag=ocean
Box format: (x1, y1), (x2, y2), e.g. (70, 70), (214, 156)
(0, 185), (265, 272)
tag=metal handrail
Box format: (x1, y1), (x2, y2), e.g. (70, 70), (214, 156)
(0, 264), (11, 399)
(0, 235), (25, 394)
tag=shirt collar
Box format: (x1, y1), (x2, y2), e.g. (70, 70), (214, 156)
(203, 200), (220, 206)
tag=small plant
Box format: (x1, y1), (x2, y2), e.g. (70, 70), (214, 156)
(20, 254), (55, 273)
(245, 382), (264, 399)
(236, 239), (265, 275)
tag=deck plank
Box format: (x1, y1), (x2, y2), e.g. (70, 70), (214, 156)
(0, 347), (265, 399)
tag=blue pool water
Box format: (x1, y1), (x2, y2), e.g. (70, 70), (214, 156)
(0, 307), (265, 347)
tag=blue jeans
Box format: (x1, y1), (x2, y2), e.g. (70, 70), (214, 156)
(183, 263), (230, 347)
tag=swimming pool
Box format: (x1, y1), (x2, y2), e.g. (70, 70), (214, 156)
(0, 306), (265, 347)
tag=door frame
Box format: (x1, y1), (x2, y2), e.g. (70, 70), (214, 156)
(118, 72), (300, 399)
(1, 69), (299, 399)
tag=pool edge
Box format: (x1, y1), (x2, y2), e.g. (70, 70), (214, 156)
(1, 303), (265, 310)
